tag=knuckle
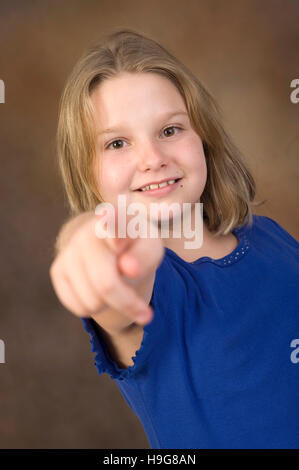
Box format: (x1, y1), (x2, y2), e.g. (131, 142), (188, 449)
(64, 297), (91, 318)
(72, 227), (89, 249)
(85, 299), (103, 315)
(73, 308), (90, 318)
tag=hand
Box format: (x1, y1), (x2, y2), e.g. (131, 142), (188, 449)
(49, 206), (164, 327)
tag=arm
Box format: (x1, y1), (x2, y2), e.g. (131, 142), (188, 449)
(91, 269), (156, 368)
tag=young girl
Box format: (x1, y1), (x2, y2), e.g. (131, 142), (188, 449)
(50, 28), (299, 449)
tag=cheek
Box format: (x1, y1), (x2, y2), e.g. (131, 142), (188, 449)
(93, 157), (113, 197)
(191, 151), (206, 171)
(193, 154), (207, 190)
(98, 158), (132, 195)
(181, 137), (207, 176)
(181, 131), (204, 157)
(179, 139), (207, 198)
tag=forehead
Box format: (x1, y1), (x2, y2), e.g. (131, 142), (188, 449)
(90, 72), (187, 125)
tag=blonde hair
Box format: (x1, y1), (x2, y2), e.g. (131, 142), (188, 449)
(56, 27), (265, 235)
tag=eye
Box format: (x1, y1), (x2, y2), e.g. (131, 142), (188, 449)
(104, 126), (182, 151)
(105, 139), (127, 151)
(162, 125), (182, 137)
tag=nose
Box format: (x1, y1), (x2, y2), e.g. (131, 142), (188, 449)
(137, 139), (168, 172)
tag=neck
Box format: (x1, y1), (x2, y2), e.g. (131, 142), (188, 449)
(154, 205), (238, 263)
(162, 220), (216, 258)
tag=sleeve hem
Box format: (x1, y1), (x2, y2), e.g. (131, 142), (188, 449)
(81, 296), (160, 381)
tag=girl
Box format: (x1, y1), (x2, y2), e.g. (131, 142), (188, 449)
(50, 28), (299, 449)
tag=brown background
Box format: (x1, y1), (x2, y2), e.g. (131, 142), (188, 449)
(0, 0), (298, 449)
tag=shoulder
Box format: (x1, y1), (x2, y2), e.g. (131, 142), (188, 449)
(251, 214), (299, 249)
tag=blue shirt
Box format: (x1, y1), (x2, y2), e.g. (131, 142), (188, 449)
(81, 214), (299, 449)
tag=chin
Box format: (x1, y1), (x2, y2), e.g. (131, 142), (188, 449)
(148, 206), (183, 229)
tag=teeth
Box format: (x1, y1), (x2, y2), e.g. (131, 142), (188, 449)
(140, 179), (176, 192)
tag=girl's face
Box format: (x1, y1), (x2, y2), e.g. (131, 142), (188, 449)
(91, 72), (207, 223)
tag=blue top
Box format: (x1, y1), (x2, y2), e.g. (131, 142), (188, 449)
(81, 214), (299, 449)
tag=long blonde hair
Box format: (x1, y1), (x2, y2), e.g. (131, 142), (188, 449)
(56, 27), (264, 235)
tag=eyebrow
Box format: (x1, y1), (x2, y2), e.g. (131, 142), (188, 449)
(97, 110), (188, 136)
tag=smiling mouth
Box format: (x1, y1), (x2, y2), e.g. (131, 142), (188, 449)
(135, 178), (182, 192)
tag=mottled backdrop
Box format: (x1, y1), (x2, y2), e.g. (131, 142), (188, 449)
(0, 0), (298, 449)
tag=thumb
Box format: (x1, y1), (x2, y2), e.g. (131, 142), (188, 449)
(118, 236), (164, 280)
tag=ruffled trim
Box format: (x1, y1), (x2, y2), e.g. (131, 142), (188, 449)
(81, 289), (160, 381)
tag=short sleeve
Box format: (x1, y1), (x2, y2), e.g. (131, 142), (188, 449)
(80, 266), (168, 381)
(261, 215), (299, 248)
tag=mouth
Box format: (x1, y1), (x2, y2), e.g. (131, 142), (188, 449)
(134, 178), (182, 197)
